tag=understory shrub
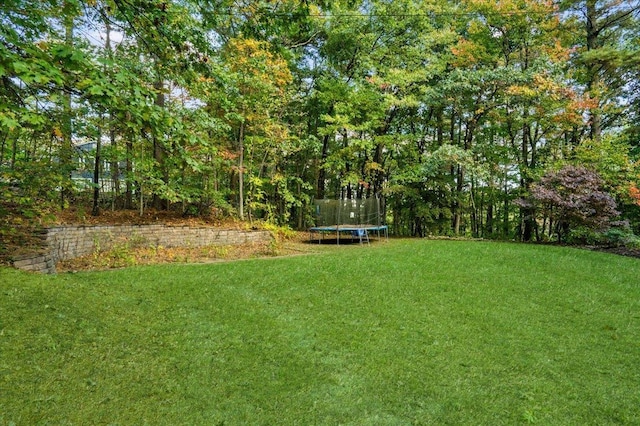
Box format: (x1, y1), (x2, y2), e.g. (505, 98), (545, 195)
(567, 226), (640, 248)
(525, 165), (620, 243)
(601, 228), (640, 248)
(566, 227), (604, 245)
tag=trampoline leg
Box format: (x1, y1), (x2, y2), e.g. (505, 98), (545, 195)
(361, 230), (369, 245)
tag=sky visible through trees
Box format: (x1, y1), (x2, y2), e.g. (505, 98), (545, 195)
(1, 0), (640, 242)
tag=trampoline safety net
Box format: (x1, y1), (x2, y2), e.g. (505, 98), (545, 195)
(313, 198), (384, 227)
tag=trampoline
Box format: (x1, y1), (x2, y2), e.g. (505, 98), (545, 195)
(309, 198), (388, 245)
(309, 224), (389, 244)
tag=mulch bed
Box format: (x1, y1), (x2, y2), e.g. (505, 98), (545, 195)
(588, 246), (640, 259)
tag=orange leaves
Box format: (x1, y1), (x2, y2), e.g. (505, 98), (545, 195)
(197, 76), (215, 83)
(543, 39), (573, 62)
(532, 73), (556, 92)
(505, 73), (565, 102)
(220, 149), (238, 161)
(629, 184), (640, 206)
(365, 75), (391, 91)
(550, 94), (598, 126)
(571, 96), (599, 111)
(551, 94), (597, 126)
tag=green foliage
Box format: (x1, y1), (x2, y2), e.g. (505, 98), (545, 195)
(567, 226), (640, 249)
(573, 135), (638, 197)
(92, 239), (136, 269)
(0, 159), (66, 229)
(1, 0), (639, 236)
(601, 228), (640, 249)
(566, 226), (604, 245)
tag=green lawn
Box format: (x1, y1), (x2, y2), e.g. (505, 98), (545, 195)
(1, 240), (639, 425)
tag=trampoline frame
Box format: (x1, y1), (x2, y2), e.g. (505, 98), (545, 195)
(309, 224), (388, 245)
(309, 197), (387, 245)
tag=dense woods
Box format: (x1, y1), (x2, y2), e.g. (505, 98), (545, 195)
(1, 0), (640, 244)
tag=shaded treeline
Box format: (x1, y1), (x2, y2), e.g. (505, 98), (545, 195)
(1, 0), (639, 240)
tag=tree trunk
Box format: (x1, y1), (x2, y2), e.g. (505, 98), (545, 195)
(238, 117), (245, 220)
(436, 107), (444, 146)
(470, 178), (479, 237)
(109, 116), (119, 209)
(486, 201), (494, 236)
(92, 121), (101, 216)
(520, 116), (536, 241)
(586, 0), (602, 141)
(372, 142), (384, 196)
(104, 17), (120, 209)
(503, 169), (510, 237)
(0, 132), (7, 165)
(60, 9), (74, 209)
(152, 79), (168, 210)
(125, 139), (133, 209)
(449, 108), (458, 233)
(453, 164), (464, 235)
(316, 134), (330, 199)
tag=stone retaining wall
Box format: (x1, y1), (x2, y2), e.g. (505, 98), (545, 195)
(11, 225), (272, 274)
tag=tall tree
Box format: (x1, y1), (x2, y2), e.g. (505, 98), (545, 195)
(562, 0), (640, 140)
(222, 38), (292, 220)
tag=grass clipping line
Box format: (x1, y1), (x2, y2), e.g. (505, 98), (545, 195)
(1, 240), (640, 424)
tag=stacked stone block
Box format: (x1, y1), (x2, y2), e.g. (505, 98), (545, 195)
(11, 225), (272, 274)
(11, 252), (56, 274)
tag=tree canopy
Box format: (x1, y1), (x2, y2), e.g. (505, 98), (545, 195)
(1, 0), (640, 242)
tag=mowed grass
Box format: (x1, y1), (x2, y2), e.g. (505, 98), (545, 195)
(1, 240), (639, 425)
